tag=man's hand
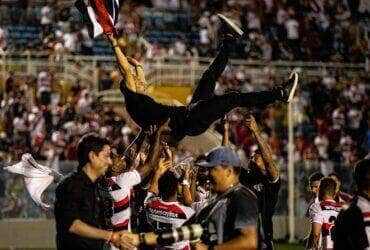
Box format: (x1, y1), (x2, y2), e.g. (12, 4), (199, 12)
(190, 166), (199, 182)
(222, 115), (229, 132)
(139, 144), (150, 165)
(158, 119), (171, 134)
(125, 147), (137, 170)
(156, 158), (172, 176)
(162, 141), (173, 163)
(127, 57), (141, 67)
(245, 114), (259, 132)
(180, 164), (190, 181)
(110, 231), (139, 249)
(107, 34), (118, 47)
(119, 231), (139, 249)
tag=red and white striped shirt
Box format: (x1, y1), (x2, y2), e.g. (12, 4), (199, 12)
(312, 200), (344, 250)
(144, 192), (194, 250)
(107, 170), (141, 232)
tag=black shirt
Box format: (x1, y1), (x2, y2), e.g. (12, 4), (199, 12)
(54, 170), (107, 250)
(240, 170), (281, 243)
(120, 81), (187, 141)
(187, 184), (259, 245)
(334, 196), (369, 250)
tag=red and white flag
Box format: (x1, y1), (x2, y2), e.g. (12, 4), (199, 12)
(75, 0), (124, 38)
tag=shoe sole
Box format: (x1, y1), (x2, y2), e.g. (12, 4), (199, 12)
(287, 71), (298, 103)
(217, 14), (244, 37)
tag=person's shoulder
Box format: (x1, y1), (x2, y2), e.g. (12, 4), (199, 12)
(338, 200), (362, 220)
(309, 201), (322, 215)
(232, 185), (258, 202)
(56, 172), (80, 193)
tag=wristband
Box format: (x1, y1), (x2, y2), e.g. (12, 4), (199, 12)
(182, 179), (190, 186)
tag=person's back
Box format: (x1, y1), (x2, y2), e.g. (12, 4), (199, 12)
(310, 200), (342, 249)
(144, 171), (194, 249)
(145, 194), (194, 249)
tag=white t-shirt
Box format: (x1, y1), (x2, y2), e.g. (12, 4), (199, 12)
(285, 19), (299, 40)
(311, 200), (343, 250)
(41, 6), (52, 25)
(347, 108), (362, 129)
(145, 192), (194, 250)
(37, 71), (51, 96)
(107, 170), (141, 232)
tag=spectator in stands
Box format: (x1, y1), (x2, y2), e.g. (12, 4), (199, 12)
(41, 2), (54, 27)
(0, 25), (7, 51)
(37, 71), (52, 105)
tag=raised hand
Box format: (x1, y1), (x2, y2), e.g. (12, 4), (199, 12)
(139, 144), (150, 165)
(157, 158), (172, 176)
(222, 114), (229, 131)
(245, 114), (259, 132)
(158, 118), (171, 134)
(125, 146), (137, 170)
(162, 141), (173, 163)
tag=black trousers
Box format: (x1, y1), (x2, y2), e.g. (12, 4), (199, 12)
(121, 51), (278, 141)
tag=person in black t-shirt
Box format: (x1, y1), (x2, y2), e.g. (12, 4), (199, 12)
(54, 134), (138, 250)
(333, 158), (370, 250)
(186, 146), (260, 250)
(240, 114), (281, 250)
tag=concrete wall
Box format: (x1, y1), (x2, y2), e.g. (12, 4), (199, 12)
(0, 217), (310, 248)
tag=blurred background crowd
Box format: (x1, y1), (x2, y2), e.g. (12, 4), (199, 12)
(0, 0), (369, 61)
(0, 0), (369, 225)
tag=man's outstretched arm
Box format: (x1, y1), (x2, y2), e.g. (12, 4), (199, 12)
(246, 114), (279, 182)
(106, 34), (136, 92)
(127, 57), (146, 85)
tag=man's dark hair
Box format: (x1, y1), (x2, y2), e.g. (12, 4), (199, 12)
(354, 158), (370, 192)
(309, 172), (324, 183)
(158, 171), (179, 201)
(318, 177), (337, 198)
(77, 133), (110, 171)
(328, 172), (341, 182)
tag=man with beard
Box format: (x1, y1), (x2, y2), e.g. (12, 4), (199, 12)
(240, 114), (280, 250)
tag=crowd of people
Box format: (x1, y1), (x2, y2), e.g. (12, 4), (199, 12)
(0, 0), (369, 62)
(0, 1), (369, 249)
(0, 49), (369, 220)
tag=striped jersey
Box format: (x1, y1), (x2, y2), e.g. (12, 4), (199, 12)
(106, 170), (141, 232)
(311, 200), (344, 250)
(144, 192), (194, 250)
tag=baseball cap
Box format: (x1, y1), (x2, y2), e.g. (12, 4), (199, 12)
(196, 146), (241, 168)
